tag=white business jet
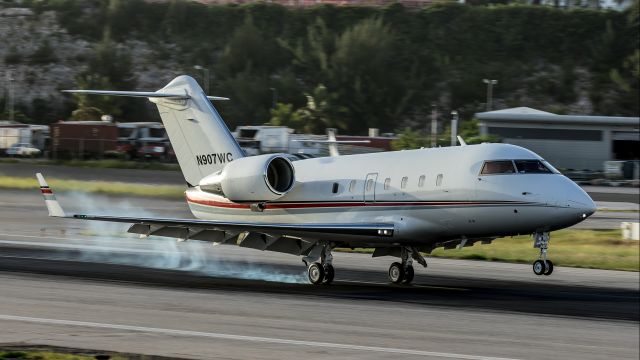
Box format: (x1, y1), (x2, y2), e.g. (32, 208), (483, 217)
(37, 75), (596, 285)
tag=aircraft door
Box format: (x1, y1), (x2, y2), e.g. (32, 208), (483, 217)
(364, 173), (378, 203)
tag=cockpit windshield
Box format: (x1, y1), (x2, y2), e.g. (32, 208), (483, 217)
(480, 161), (515, 175)
(514, 160), (553, 174)
(480, 159), (557, 175)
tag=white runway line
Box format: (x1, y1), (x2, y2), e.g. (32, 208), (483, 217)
(0, 239), (161, 255)
(0, 314), (519, 360)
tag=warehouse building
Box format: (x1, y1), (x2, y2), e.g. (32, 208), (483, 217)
(476, 107), (639, 171)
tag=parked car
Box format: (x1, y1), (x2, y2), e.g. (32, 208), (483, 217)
(6, 143), (41, 157)
(137, 139), (169, 161)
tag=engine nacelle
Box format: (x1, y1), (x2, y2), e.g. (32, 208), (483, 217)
(198, 154), (295, 202)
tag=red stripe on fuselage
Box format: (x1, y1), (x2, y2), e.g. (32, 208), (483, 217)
(40, 188), (53, 194)
(185, 194), (530, 210)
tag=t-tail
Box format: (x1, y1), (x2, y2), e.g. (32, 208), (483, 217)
(63, 76), (245, 186)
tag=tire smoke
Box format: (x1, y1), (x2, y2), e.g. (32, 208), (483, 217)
(62, 192), (308, 284)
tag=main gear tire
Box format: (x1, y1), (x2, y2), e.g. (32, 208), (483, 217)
(388, 262), (405, 284)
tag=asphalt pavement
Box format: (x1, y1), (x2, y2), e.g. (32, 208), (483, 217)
(0, 188), (638, 359)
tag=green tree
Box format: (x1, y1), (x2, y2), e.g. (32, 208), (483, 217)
(293, 84), (348, 134)
(71, 39), (136, 118)
(391, 128), (428, 150)
(29, 39), (57, 65)
(4, 46), (22, 65)
(70, 106), (103, 121)
(269, 103), (301, 128)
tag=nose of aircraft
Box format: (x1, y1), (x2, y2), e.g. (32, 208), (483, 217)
(567, 183), (597, 219)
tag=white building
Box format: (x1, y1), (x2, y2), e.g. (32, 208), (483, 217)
(476, 107), (639, 171)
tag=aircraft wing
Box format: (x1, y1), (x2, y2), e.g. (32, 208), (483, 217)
(36, 173), (394, 256)
(73, 213), (394, 239)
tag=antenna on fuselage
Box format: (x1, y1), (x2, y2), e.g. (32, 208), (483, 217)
(457, 136), (467, 146)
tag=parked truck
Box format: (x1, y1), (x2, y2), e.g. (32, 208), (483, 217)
(115, 122), (168, 160)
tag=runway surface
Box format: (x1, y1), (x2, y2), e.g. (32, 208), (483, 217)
(0, 190), (639, 359)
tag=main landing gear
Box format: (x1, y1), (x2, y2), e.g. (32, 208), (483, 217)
(304, 243), (334, 285)
(388, 247), (426, 285)
(532, 232), (553, 276)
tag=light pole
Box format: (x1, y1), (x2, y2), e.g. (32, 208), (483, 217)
(430, 103), (438, 148)
(450, 110), (458, 147)
(6, 70), (14, 122)
(269, 87), (277, 109)
(483, 79), (498, 111)
(193, 65), (210, 95)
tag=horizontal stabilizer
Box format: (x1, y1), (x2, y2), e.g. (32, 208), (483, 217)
(62, 90), (190, 99)
(63, 90), (230, 101)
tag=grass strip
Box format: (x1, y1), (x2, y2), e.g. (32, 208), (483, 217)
(0, 175), (185, 199)
(340, 229), (639, 272)
(0, 158), (180, 171)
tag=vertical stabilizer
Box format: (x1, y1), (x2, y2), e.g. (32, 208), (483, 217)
(151, 76), (244, 186)
(62, 76), (244, 186)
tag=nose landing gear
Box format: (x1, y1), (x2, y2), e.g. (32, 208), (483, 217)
(532, 232), (553, 276)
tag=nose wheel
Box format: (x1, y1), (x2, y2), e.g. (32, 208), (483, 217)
(532, 232), (554, 276)
(533, 259), (553, 275)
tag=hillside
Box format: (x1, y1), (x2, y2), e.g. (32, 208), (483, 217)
(0, 0), (637, 134)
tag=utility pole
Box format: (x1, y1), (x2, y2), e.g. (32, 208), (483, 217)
(430, 103), (438, 147)
(6, 70), (15, 122)
(269, 87), (278, 109)
(193, 65), (210, 95)
(450, 110), (458, 147)
(483, 79), (498, 111)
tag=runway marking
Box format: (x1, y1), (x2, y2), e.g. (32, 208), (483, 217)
(0, 239), (162, 255)
(0, 314), (519, 360)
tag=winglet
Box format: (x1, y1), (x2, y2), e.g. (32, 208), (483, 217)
(457, 136), (467, 146)
(35, 173), (66, 217)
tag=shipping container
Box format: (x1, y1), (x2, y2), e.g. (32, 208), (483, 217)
(50, 121), (117, 159)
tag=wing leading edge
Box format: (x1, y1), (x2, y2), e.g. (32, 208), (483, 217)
(73, 214), (395, 239)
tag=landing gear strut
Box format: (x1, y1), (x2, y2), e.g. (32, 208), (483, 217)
(388, 247), (424, 285)
(304, 243), (334, 285)
(532, 232), (553, 276)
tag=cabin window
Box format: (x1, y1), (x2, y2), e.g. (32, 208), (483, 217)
(384, 178), (391, 190)
(366, 178), (374, 191)
(418, 175), (425, 187)
(480, 160), (516, 175)
(348, 180), (356, 192)
(401, 176), (408, 189)
(332, 182), (339, 194)
(436, 174), (443, 186)
(514, 160), (553, 174)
